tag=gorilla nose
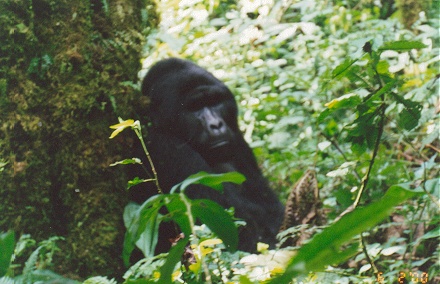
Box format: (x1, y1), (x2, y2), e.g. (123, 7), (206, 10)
(210, 120), (224, 130)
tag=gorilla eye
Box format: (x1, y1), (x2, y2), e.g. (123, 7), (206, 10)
(187, 100), (204, 111)
(186, 94), (223, 111)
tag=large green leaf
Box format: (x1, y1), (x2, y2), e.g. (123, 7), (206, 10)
(192, 199), (238, 252)
(157, 235), (189, 284)
(269, 184), (421, 283)
(164, 195), (192, 237)
(171, 171), (246, 193)
(123, 195), (167, 266)
(0, 231), (14, 277)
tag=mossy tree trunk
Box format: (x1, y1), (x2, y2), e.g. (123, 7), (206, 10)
(0, 0), (157, 278)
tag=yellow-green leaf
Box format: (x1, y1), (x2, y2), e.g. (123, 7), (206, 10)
(109, 118), (135, 139)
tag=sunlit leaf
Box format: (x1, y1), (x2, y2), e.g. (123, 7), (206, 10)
(257, 242), (269, 253)
(324, 93), (361, 110)
(359, 264), (371, 274)
(379, 40), (426, 51)
(171, 171), (246, 193)
(109, 118), (138, 139)
(197, 239), (223, 257)
(127, 177), (151, 190)
(238, 275), (254, 284)
(381, 246), (404, 256)
(109, 158), (142, 166)
(376, 60), (390, 75)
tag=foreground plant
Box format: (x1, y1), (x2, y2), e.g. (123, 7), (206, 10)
(110, 118), (245, 283)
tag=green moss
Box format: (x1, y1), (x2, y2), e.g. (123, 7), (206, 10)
(0, 0), (158, 279)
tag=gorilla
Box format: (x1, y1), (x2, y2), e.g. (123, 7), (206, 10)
(132, 57), (284, 253)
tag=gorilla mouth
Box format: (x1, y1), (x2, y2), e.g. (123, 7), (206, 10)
(209, 140), (230, 149)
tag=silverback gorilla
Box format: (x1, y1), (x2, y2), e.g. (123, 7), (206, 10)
(133, 58), (284, 253)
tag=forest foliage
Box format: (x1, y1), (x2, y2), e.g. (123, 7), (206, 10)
(1, 0), (439, 283)
(125, 0), (438, 282)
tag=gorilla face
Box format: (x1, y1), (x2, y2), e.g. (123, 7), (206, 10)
(142, 58), (239, 159)
(181, 85), (235, 151)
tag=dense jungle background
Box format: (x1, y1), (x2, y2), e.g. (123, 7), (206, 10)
(0, 0), (438, 283)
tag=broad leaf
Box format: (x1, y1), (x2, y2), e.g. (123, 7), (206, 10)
(164, 195), (192, 237)
(171, 171), (246, 193)
(123, 195), (166, 266)
(157, 235), (188, 284)
(192, 199), (238, 252)
(0, 231), (14, 277)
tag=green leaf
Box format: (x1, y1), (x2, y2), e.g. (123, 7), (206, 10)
(269, 184), (420, 283)
(374, 80), (396, 99)
(157, 235), (188, 284)
(419, 227), (439, 240)
(0, 231), (15, 277)
(238, 275), (255, 284)
(324, 93), (361, 110)
(127, 177), (148, 190)
(390, 93), (422, 130)
(192, 199), (238, 252)
(376, 60), (390, 75)
(378, 40), (426, 51)
(164, 195), (192, 236)
(109, 158), (142, 166)
(399, 108), (421, 130)
(123, 196), (166, 266)
(332, 58), (357, 79)
(424, 178), (439, 194)
(171, 171), (246, 193)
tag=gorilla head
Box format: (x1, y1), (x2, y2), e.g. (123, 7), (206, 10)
(135, 58), (284, 253)
(142, 58), (238, 161)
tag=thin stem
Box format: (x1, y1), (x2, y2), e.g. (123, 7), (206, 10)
(354, 103), (385, 206)
(180, 193), (212, 284)
(336, 103), (386, 220)
(321, 133), (361, 181)
(134, 128), (163, 194)
(361, 233), (378, 273)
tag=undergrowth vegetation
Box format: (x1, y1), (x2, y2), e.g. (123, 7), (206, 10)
(129, 0), (438, 282)
(1, 0), (438, 283)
